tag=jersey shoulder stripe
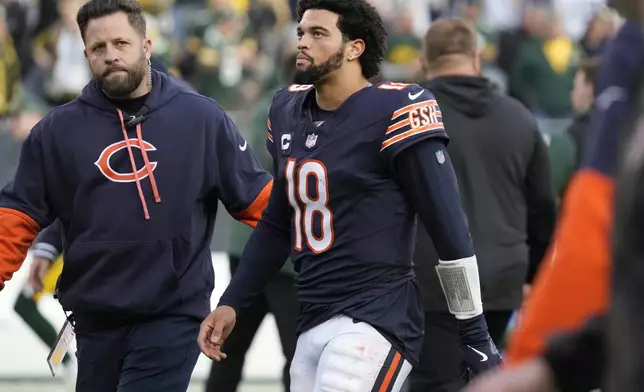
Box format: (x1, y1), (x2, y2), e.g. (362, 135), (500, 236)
(380, 85), (445, 152)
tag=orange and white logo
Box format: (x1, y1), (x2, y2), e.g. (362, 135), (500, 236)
(94, 138), (158, 183)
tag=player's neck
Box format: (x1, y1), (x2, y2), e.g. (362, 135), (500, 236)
(314, 75), (369, 111)
(426, 66), (479, 79)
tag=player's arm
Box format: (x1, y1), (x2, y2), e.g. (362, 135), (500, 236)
(0, 123), (54, 290)
(207, 106), (272, 228)
(524, 125), (556, 284)
(505, 20), (643, 366)
(383, 86), (500, 371)
(217, 113), (292, 312)
(32, 219), (63, 262)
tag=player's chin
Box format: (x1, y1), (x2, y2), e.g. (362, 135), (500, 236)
(295, 63), (311, 72)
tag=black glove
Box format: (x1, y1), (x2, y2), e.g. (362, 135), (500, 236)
(457, 314), (502, 375)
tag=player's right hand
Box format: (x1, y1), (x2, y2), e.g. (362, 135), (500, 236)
(198, 305), (236, 361)
(462, 358), (556, 392)
(28, 257), (53, 292)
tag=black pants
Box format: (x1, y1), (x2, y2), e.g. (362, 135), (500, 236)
(75, 315), (200, 392)
(408, 310), (513, 392)
(205, 255), (298, 392)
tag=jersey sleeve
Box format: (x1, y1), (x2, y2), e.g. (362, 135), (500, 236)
(218, 108), (293, 311)
(380, 86), (449, 162)
(209, 107), (272, 228)
(393, 137), (474, 260)
(32, 219), (63, 261)
(0, 123), (53, 289)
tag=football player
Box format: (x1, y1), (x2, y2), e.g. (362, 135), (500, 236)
(199, 0), (501, 389)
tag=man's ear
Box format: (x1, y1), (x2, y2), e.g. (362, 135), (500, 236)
(347, 39), (365, 61)
(419, 53), (429, 76)
(144, 38), (153, 59)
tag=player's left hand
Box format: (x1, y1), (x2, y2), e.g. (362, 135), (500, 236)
(198, 305), (236, 361)
(458, 314), (502, 375)
(462, 358), (556, 392)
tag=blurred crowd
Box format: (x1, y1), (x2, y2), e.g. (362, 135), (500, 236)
(0, 0), (622, 218)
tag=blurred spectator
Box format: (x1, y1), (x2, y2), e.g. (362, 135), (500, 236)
(579, 6), (620, 57)
(181, 0), (269, 109)
(0, 4), (21, 117)
(548, 57), (600, 203)
(458, 0), (507, 90)
(511, 4), (581, 142)
(29, 0), (90, 106)
(138, 0), (174, 15)
(2, 0), (36, 77)
(0, 88), (47, 189)
(143, 11), (175, 73)
(555, 0), (608, 42)
(382, 11), (422, 81)
(369, 0), (432, 38)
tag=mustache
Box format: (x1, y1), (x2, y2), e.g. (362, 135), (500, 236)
(103, 66), (129, 77)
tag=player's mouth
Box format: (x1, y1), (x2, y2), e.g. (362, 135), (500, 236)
(296, 54), (312, 66)
(105, 68), (128, 77)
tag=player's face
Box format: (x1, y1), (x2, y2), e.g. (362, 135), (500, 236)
(294, 9), (347, 84)
(84, 11), (151, 98)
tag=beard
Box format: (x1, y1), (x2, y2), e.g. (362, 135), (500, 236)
(95, 53), (147, 98)
(293, 45), (345, 85)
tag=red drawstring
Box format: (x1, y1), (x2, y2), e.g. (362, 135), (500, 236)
(116, 109), (162, 220)
(135, 123), (161, 203)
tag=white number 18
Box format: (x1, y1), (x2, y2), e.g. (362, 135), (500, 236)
(285, 159), (335, 253)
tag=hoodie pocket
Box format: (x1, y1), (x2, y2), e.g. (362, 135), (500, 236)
(59, 240), (181, 315)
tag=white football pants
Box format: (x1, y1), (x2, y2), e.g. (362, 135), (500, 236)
(290, 315), (412, 392)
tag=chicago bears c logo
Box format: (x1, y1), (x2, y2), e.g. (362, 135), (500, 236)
(94, 139), (158, 183)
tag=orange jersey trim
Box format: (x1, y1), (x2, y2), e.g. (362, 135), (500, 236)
(232, 180), (273, 229)
(381, 123), (444, 151)
(505, 170), (613, 366)
(391, 100), (438, 119)
(0, 207), (40, 289)
(378, 351), (402, 392)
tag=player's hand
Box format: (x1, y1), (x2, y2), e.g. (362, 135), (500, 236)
(198, 305), (236, 361)
(458, 314), (502, 376)
(28, 257), (53, 292)
(462, 358), (556, 392)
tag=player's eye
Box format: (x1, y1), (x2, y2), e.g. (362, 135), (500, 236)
(313, 31), (323, 38)
(116, 41), (128, 46)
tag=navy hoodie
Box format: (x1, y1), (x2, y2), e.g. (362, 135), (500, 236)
(0, 70), (272, 323)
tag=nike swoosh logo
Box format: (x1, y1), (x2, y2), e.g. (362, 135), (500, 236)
(467, 345), (488, 362)
(239, 140), (247, 151)
(408, 90), (423, 100)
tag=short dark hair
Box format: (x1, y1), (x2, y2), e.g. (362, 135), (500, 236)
(77, 0), (146, 42)
(423, 18), (477, 70)
(296, 0), (387, 79)
(578, 57), (601, 88)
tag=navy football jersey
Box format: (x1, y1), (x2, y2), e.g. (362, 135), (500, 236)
(266, 81), (448, 363)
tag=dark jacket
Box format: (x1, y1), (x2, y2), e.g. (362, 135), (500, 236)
(548, 112), (592, 201)
(415, 76), (556, 311)
(0, 70), (272, 323)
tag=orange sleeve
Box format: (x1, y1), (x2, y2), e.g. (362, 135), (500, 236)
(232, 180), (273, 229)
(0, 207), (40, 289)
(505, 170), (613, 366)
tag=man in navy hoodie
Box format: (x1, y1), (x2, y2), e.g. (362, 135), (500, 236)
(0, 0), (272, 391)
